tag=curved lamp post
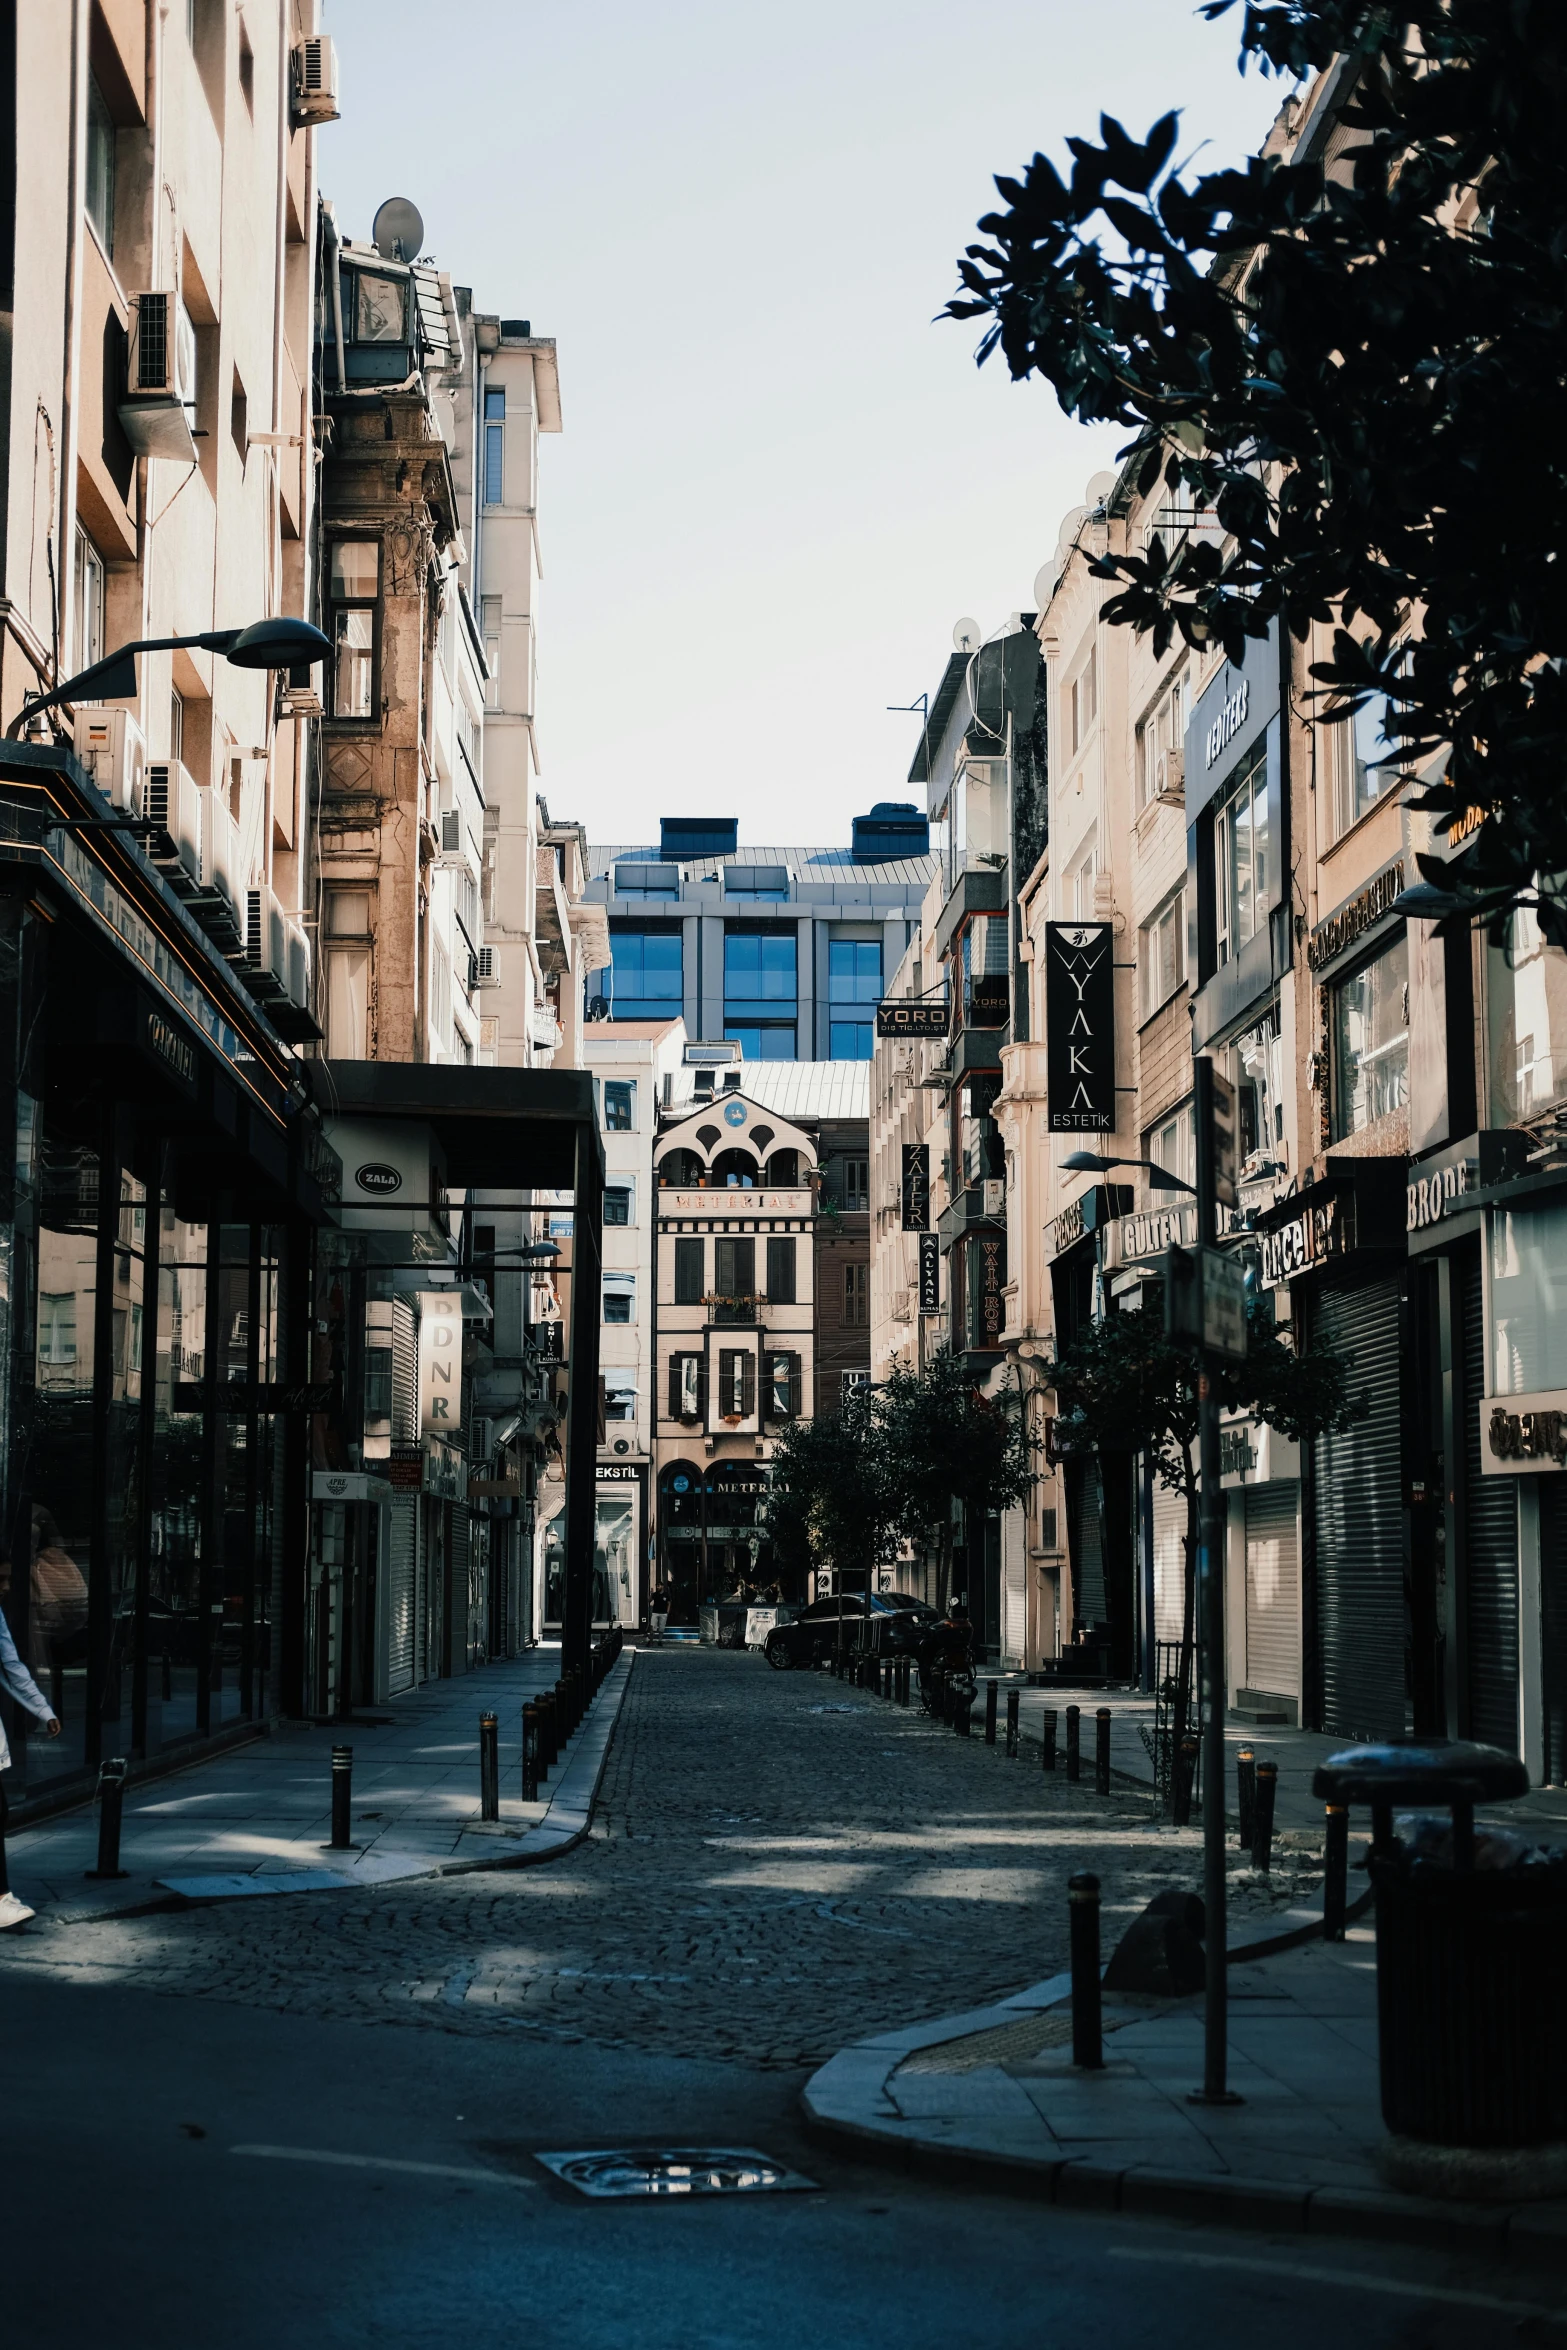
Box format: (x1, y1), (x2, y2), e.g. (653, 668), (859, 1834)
(8, 616), (331, 740)
(1061, 1146), (1197, 1197)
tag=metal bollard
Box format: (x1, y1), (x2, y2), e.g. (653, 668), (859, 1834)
(1068, 1872), (1103, 2069)
(931, 1666), (946, 1720)
(537, 1691), (557, 1773)
(521, 1704), (540, 1802)
(1042, 1708), (1058, 1773)
(1095, 1706), (1111, 1796)
(1252, 1759), (1278, 1873)
(1066, 1703), (1081, 1782)
(1005, 1687), (1020, 1758)
(883, 1657), (894, 1701)
(555, 1677), (571, 1739)
(480, 1712), (499, 1822)
(330, 1744), (353, 1849)
(1323, 1802), (1348, 1941)
(955, 1692), (973, 1738)
(896, 1656), (909, 1706)
(984, 1680), (998, 1746)
(85, 1757), (130, 1880)
(1237, 1745), (1257, 1851)
(1172, 1734), (1198, 1827)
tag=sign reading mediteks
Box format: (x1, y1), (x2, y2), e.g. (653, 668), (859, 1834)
(876, 998), (950, 1040)
(901, 1143), (929, 1231)
(1046, 923), (1115, 1132)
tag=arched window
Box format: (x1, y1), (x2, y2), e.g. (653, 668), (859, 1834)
(764, 1149), (800, 1186)
(658, 1147), (704, 1186)
(711, 1147), (760, 1189)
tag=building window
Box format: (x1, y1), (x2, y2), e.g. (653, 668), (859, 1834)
(481, 595), (502, 708)
(483, 388), (505, 505)
(765, 1235), (796, 1303)
(725, 864), (789, 900)
(1070, 648), (1098, 756)
(828, 938), (881, 1061)
(1136, 665), (1187, 809)
(1335, 690), (1401, 838)
(604, 1382), (637, 1423)
(72, 528), (105, 677)
(714, 1236), (756, 1297)
(1333, 934), (1409, 1137)
(607, 928), (683, 1019)
(717, 1349), (756, 1420)
(840, 1157), (869, 1211)
(614, 862), (679, 900)
(766, 1352), (801, 1421)
(673, 1237), (704, 1304)
(1214, 740), (1273, 965)
(1145, 1100), (1195, 1194)
(86, 74), (115, 253)
(1140, 888), (1185, 1018)
(603, 1276), (634, 1325)
(325, 941), (371, 1058)
(328, 540), (380, 720)
(669, 1353), (705, 1422)
(604, 1185), (632, 1227)
(724, 929), (796, 1060)
(842, 1263), (869, 1327)
(603, 1079), (635, 1132)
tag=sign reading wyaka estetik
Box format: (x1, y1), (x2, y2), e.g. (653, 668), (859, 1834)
(901, 1143), (930, 1231)
(876, 998), (950, 1040)
(1046, 923), (1115, 1132)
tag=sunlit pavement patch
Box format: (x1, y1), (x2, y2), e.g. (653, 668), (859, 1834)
(534, 2147), (816, 2199)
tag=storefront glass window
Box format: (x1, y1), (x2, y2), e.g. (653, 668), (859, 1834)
(1487, 908), (1567, 1127)
(1488, 1201), (1567, 1396)
(593, 1495), (637, 1626)
(1333, 935), (1408, 1136)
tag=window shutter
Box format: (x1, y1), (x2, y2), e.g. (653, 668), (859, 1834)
(719, 1349), (740, 1416)
(740, 1352), (756, 1418)
(714, 1238), (735, 1295)
(668, 1355), (683, 1419)
(674, 1237), (704, 1304)
(766, 1235), (795, 1303)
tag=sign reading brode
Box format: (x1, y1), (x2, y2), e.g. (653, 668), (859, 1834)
(1045, 923), (1115, 1133)
(417, 1292), (463, 1434)
(1481, 1390), (1567, 1474)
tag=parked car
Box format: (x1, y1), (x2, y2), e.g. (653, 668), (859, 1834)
(764, 1592), (937, 1670)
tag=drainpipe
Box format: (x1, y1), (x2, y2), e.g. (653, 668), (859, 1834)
(321, 200), (346, 392)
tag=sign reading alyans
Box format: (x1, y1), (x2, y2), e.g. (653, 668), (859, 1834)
(1045, 923), (1115, 1132)
(917, 1231), (941, 1315)
(417, 1292), (463, 1434)
(901, 1143), (929, 1231)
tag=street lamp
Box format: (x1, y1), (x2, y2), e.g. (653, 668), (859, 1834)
(8, 617), (331, 739)
(1062, 1148), (1197, 1197)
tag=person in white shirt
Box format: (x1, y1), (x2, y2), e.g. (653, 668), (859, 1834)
(0, 1550), (62, 1929)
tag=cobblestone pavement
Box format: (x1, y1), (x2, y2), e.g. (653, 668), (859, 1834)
(0, 1648), (1304, 2072)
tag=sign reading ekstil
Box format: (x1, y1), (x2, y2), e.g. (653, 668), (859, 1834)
(1046, 923), (1115, 1132)
(417, 1293), (463, 1434)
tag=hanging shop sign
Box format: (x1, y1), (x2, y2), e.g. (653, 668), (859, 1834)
(1256, 1191), (1353, 1290)
(968, 971), (1010, 1029)
(1480, 1391), (1567, 1475)
(1306, 860), (1405, 973)
(917, 1230), (941, 1314)
(973, 1230), (1006, 1344)
(901, 1142), (930, 1230)
(877, 998), (950, 1039)
(417, 1291), (463, 1434)
(1205, 675), (1250, 770)
(1106, 1199), (1199, 1269)
(1045, 923), (1115, 1132)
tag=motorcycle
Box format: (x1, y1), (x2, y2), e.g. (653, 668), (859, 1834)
(915, 1617), (977, 1715)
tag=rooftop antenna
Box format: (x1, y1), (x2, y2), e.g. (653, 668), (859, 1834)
(372, 196), (426, 262)
(953, 617), (981, 654)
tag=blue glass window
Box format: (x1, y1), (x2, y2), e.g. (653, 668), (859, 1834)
(828, 938), (881, 1057)
(723, 931), (795, 1015)
(483, 389), (505, 506)
(607, 929), (683, 1018)
(829, 1022), (873, 1060)
(725, 1024), (796, 1060)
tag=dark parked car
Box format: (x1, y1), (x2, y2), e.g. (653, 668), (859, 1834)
(764, 1592), (937, 1670)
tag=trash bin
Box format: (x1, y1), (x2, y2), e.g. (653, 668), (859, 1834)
(1313, 1739), (1567, 2148)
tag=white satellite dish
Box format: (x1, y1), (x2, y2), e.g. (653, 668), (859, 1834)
(373, 197), (426, 262)
(953, 617), (982, 655)
(1084, 469), (1117, 506)
(1032, 563), (1057, 610)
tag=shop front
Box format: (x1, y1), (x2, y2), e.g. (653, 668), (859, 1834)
(1219, 1413), (1302, 1725)
(594, 1461), (644, 1629)
(657, 1457), (775, 1623)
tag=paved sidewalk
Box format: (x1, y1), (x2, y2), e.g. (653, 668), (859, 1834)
(6, 1644), (633, 1923)
(804, 1924), (1567, 2269)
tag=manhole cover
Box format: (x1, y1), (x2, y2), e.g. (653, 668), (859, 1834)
(534, 2147), (816, 2199)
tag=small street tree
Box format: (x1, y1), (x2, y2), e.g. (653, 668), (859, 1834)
(878, 1348), (1037, 1606)
(764, 1385), (903, 1606)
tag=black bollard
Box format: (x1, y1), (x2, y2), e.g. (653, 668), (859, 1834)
(1095, 1706), (1111, 1796)
(931, 1666), (946, 1721)
(537, 1691), (557, 1773)
(955, 1692), (973, 1738)
(84, 1757), (130, 1880)
(1236, 1746), (1256, 1851)
(1323, 1802), (1348, 1941)
(1172, 1734), (1198, 1827)
(480, 1712), (499, 1821)
(1252, 1759), (1278, 1873)
(1042, 1708), (1058, 1773)
(1005, 1687), (1020, 1759)
(522, 1704), (540, 1802)
(896, 1656), (909, 1706)
(984, 1681), (998, 1746)
(1068, 1873), (1103, 2069)
(1066, 1703), (1081, 1782)
(330, 1744), (353, 1849)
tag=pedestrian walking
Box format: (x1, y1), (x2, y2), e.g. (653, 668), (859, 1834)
(0, 1550), (62, 1929)
(649, 1583), (670, 1642)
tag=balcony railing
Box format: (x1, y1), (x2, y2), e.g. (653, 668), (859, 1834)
(705, 1293), (760, 1325)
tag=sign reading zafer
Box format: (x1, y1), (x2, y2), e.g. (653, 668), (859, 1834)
(1045, 922), (1115, 1132)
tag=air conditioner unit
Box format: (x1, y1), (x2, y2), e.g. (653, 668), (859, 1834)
(73, 708), (145, 811)
(140, 759), (201, 884)
(440, 809), (461, 854)
(1154, 746), (1185, 802)
(531, 1005), (562, 1050)
(292, 35), (341, 124)
(198, 785), (244, 938)
(284, 910), (311, 1011)
(244, 886), (286, 980)
(474, 945), (499, 988)
(120, 293), (197, 460)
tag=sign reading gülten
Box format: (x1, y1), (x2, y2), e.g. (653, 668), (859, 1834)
(1046, 923), (1115, 1132)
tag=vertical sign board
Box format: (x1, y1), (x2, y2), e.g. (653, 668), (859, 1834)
(1045, 923), (1116, 1132)
(418, 1292), (463, 1434)
(901, 1143), (930, 1231)
(917, 1231), (941, 1315)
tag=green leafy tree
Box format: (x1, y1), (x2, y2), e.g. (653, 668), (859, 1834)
(764, 1386), (902, 1600)
(944, 0), (1567, 939)
(878, 1348), (1037, 1605)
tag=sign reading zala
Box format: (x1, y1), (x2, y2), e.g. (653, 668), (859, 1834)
(1045, 922), (1115, 1132)
(417, 1292), (463, 1434)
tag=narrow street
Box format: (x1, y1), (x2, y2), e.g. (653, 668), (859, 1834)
(2, 1651), (1552, 2347)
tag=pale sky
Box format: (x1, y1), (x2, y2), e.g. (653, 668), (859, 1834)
(320, 1), (1285, 847)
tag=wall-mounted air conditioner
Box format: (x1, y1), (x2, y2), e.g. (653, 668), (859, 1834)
(199, 786), (243, 933)
(120, 293), (198, 460)
(530, 1004), (562, 1050)
(1154, 747), (1185, 802)
(473, 945), (499, 988)
(292, 36), (340, 124)
(73, 708), (145, 810)
(141, 760), (201, 884)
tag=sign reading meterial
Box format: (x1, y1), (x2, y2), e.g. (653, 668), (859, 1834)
(876, 999), (950, 1039)
(901, 1143), (930, 1231)
(417, 1292), (463, 1434)
(1045, 923), (1115, 1132)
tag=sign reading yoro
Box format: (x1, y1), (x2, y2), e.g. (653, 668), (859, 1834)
(418, 1292), (463, 1434)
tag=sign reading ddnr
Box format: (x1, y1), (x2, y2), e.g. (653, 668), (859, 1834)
(1045, 923), (1115, 1132)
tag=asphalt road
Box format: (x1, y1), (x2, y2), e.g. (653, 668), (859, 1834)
(3, 1648), (1558, 2347)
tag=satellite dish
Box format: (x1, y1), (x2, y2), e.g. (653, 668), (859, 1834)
(373, 197), (426, 262)
(953, 617), (981, 655)
(1084, 469), (1117, 506)
(1033, 564), (1057, 610)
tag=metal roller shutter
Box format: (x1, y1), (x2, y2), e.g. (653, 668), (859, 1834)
(450, 1506), (470, 1674)
(1540, 1475), (1567, 1787)
(1001, 1505), (1026, 1666)
(1314, 1281), (1405, 1739)
(1461, 1253), (1519, 1751)
(386, 1494), (417, 1695)
(1245, 1481), (1300, 1700)
(1069, 1460), (1106, 1635)
(1151, 1474), (1187, 1647)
